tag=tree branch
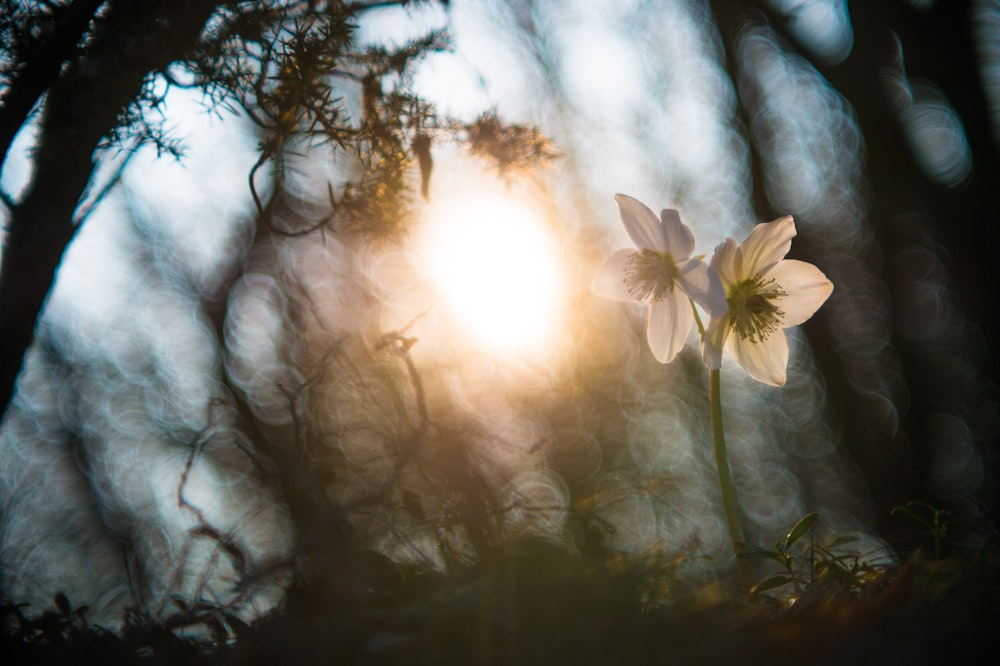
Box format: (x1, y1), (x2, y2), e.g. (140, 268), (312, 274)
(0, 0), (221, 423)
(0, 0), (106, 171)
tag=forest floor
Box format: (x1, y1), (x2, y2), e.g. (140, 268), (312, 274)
(4, 534), (999, 665)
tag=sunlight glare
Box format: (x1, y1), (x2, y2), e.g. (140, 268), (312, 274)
(421, 192), (562, 355)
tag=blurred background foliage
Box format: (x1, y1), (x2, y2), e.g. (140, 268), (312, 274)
(0, 0), (998, 646)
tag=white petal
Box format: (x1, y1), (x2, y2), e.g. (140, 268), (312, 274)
(702, 315), (729, 370)
(615, 194), (667, 252)
(647, 291), (693, 364)
(660, 209), (695, 258)
(592, 248), (639, 302)
(765, 259), (833, 327)
(677, 258), (727, 316)
(728, 328), (789, 386)
(741, 216), (796, 277)
(709, 237), (743, 287)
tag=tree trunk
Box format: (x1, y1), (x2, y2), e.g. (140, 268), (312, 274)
(0, 0), (220, 423)
(0, 0), (106, 169)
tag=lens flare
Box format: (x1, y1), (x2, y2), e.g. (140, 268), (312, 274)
(420, 192), (562, 356)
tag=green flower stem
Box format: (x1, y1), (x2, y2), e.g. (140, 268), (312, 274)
(690, 299), (706, 338)
(710, 368), (754, 592)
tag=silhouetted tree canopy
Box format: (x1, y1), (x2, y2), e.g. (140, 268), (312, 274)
(0, 0), (550, 422)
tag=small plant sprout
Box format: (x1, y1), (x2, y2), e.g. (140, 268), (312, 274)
(593, 197), (834, 593)
(739, 513), (892, 604)
(739, 512), (820, 598)
(892, 500), (954, 559)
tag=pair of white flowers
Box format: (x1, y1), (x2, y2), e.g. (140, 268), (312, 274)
(593, 194), (833, 386)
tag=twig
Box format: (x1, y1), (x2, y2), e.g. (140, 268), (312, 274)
(73, 145), (138, 225)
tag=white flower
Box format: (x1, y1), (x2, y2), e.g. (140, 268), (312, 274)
(592, 194), (727, 363)
(702, 216), (833, 386)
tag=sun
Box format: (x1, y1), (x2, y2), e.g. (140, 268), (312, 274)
(419, 190), (563, 356)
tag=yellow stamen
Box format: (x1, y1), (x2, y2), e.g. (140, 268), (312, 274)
(624, 249), (679, 302)
(726, 275), (786, 342)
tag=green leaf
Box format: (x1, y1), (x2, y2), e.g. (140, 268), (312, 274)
(891, 505), (933, 531)
(751, 574), (796, 596)
(736, 547), (785, 564)
(904, 500), (939, 514)
(825, 533), (860, 548)
(785, 512), (820, 549)
(932, 508), (953, 528)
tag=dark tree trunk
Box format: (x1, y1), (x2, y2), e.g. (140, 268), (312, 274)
(0, 0), (106, 168)
(0, 0), (220, 424)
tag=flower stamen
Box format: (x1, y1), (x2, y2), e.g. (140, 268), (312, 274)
(623, 249), (679, 302)
(726, 276), (786, 342)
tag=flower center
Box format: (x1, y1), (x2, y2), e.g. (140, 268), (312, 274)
(726, 275), (787, 342)
(624, 249), (679, 302)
